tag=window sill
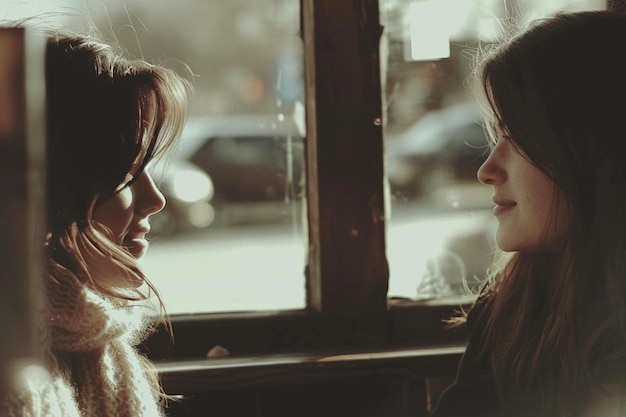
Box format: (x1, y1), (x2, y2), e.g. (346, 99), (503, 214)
(156, 344), (465, 394)
(144, 296), (474, 361)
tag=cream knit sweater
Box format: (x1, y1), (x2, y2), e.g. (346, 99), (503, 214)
(6, 269), (165, 417)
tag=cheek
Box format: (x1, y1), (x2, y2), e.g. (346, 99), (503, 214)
(92, 189), (134, 240)
(529, 183), (554, 221)
(547, 188), (569, 237)
(524, 176), (567, 249)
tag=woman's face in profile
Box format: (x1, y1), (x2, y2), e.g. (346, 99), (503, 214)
(89, 168), (166, 287)
(477, 128), (567, 252)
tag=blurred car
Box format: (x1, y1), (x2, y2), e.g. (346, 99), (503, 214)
(386, 102), (489, 201)
(170, 114), (305, 225)
(415, 212), (497, 299)
(150, 159), (215, 236)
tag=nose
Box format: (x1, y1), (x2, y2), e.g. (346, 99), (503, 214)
(135, 170), (166, 216)
(477, 149), (504, 185)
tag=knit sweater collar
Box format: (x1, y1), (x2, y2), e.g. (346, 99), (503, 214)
(6, 268), (166, 417)
(47, 270), (149, 353)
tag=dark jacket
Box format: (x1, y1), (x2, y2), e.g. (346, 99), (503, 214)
(428, 297), (626, 417)
(429, 296), (505, 417)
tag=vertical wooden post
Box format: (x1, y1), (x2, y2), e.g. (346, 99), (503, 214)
(302, 0), (388, 315)
(0, 27), (47, 400)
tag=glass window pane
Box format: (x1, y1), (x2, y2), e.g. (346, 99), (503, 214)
(380, 0), (605, 301)
(118, 0), (307, 314)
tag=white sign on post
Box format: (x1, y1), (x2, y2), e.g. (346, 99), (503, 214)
(405, 0), (450, 61)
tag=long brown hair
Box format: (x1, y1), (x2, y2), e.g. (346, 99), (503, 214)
(45, 30), (191, 306)
(475, 10), (626, 415)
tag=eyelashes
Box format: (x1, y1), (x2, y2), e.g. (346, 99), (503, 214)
(114, 173), (136, 192)
(95, 160), (149, 207)
(111, 157), (156, 195)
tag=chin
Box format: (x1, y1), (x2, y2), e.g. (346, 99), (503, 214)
(496, 238), (529, 253)
(495, 233), (516, 252)
(496, 238), (554, 253)
(130, 247), (148, 259)
(496, 229), (535, 252)
(124, 238), (149, 259)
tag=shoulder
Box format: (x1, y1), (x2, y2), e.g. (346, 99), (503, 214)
(430, 294), (500, 417)
(579, 383), (626, 417)
(465, 291), (492, 330)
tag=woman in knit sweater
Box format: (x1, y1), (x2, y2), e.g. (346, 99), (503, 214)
(6, 29), (191, 416)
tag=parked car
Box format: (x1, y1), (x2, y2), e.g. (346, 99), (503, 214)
(169, 114), (305, 225)
(414, 212), (496, 299)
(386, 102), (489, 201)
(150, 159), (216, 236)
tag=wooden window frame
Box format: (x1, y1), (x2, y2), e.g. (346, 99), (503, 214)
(143, 0), (473, 373)
(0, 27), (47, 400)
(150, 0), (618, 394)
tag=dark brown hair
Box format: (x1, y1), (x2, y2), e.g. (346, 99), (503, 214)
(476, 10), (626, 416)
(45, 31), (191, 302)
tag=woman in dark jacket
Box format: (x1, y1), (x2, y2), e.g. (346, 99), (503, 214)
(432, 10), (626, 417)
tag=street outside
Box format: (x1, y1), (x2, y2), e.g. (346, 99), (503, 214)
(142, 197), (495, 315)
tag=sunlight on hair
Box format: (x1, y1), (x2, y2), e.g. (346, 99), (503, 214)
(0, 1), (87, 28)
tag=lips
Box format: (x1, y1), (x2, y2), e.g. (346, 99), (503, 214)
(493, 195), (516, 216)
(123, 227), (150, 258)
